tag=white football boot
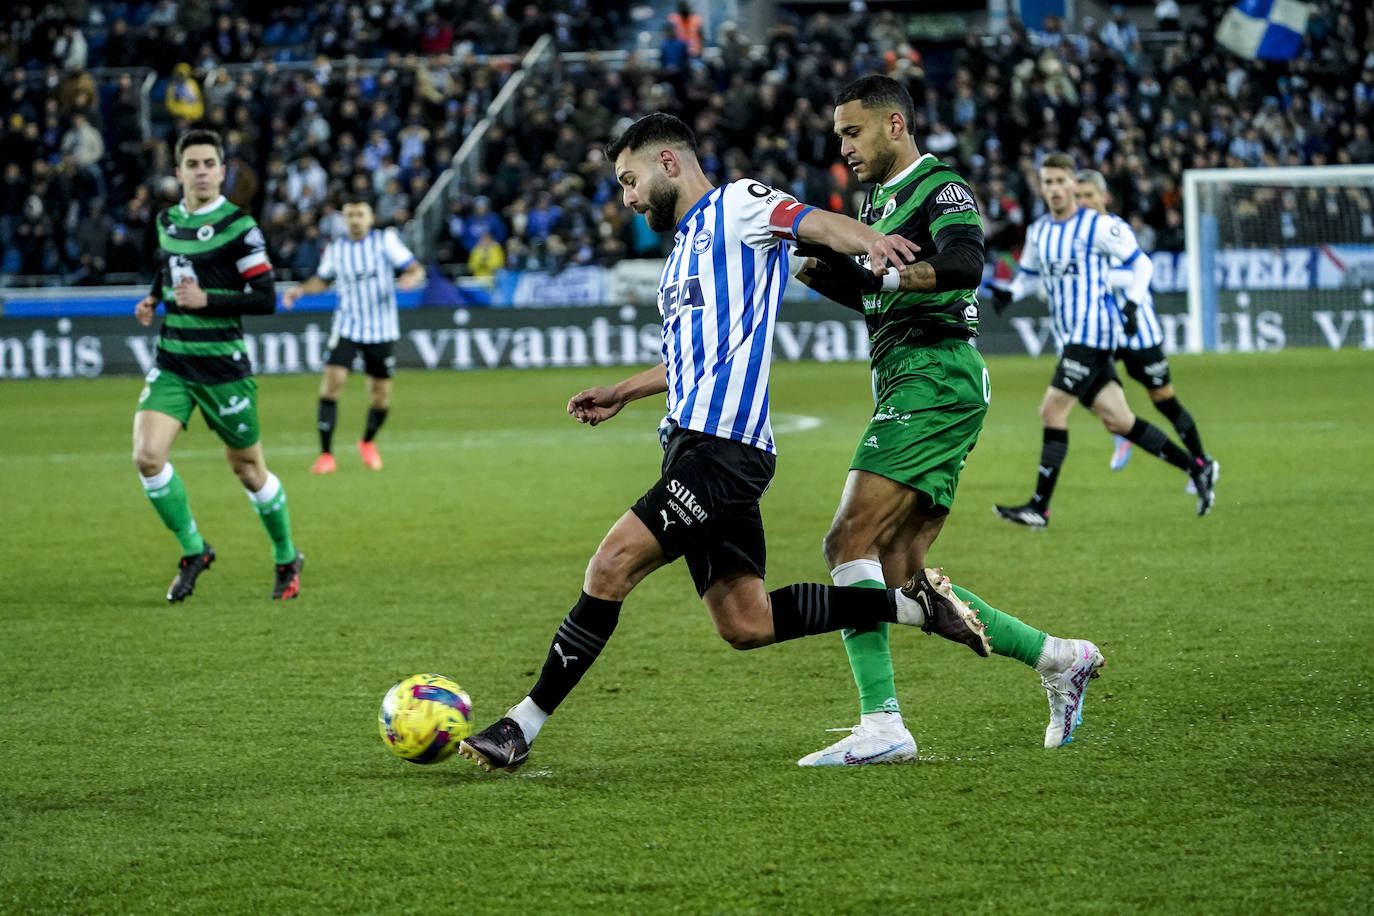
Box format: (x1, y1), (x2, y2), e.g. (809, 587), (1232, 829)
(1037, 637), (1106, 749)
(798, 718), (918, 767)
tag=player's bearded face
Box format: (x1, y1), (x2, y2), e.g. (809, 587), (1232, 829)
(644, 173), (679, 233)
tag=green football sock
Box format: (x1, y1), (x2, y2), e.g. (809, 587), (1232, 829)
(247, 473), (297, 564)
(833, 559), (901, 716)
(141, 463), (204, 556)
(951, 584), (1047, 667)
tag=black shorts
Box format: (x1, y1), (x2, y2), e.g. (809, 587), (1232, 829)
(1116, 344), (1172, 390)
(630, 425), (776, 597)
(325, 337), (396, 379)
(1050, 343), (1119, 407)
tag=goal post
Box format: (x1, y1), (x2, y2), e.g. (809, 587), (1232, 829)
(1183, 164), (1374, 352)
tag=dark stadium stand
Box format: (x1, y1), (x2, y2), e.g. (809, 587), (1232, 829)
(1, 0), (1372, 288)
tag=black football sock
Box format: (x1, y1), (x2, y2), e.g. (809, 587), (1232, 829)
(528, 592), (622, 714)
(1028, 428), (1068, 514)
(317, 398), (337, 454)
(769, 583), (897, 643)
(1124, 417), (1193, 472)
(363, 407), (389, 442)
(1153, 397), (1206, 463)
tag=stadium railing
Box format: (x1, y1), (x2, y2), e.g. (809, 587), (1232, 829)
(406, 34), (555, 264)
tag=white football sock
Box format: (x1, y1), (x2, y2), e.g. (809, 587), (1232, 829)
(893, 588), (927, 628)
(506, 696), (549, 743)
(860, 709), (905, 733)
(830, 558), (885, 587)
(1034, 636), (1069, 675)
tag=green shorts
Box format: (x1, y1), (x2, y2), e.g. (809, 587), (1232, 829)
(851, 339), (990, 513)
(136, 368), (261, 449)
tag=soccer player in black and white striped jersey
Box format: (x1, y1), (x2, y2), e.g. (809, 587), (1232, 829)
(283, 195), (424, 473)
(992, 154), (1217, 525)
(1074, 169), (1217, 489)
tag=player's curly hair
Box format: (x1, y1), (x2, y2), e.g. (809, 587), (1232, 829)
(835, 75), (917, 132)
(605, 113), (697, 161)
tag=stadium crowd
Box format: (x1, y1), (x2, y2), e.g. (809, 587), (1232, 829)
(2, 0), (1373, 287)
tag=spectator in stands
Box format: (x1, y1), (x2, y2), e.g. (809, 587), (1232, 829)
(59, 111), (104, 196)
(376, 177), (410, 226)
(461, 196), (507, 253)
(3, 0), (1374, 285)
(104, 19), (140, 68)
(1128, 213), (1157, 251)
(165, 63), (204, 122)
(667, 3), (704, 57)
(224, 151), (259, 212)
(1100, 6), (1140, 58)
(467, 229), (505, 280)
(526, 191), (562, 241)
(286, 155), (327, 206)
(483, 6), (519, 55)
(146, 0), (180, 29)
(1155, 0), (1182, 32)
(53, 21), (87, 72)
(420, 12), (453, 56)
(71, 196), (112, 266)
(15, 193), (54, 274)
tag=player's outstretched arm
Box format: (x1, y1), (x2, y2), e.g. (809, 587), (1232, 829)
(282, 274), (331, 308)
(568, 363), (669, 427)
(794, 209), (920, 273)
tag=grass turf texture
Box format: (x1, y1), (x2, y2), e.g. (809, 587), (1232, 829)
(2, 349), (1371, 914)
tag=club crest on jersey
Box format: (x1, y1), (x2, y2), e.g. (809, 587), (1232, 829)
(934, 182), (976, 213)
(196, 224), (215, 241)
(879, 198), (897, 219)
(692, 230), (713, 254)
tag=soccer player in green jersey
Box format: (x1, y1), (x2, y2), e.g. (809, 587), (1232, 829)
(133, 128), (303, 602)
(793, 76), (1104, 763)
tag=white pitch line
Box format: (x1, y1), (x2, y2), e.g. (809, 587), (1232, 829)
(3, 413), (826, 465)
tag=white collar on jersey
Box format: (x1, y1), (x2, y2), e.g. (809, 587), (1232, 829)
(178, 195), (227, 217)
(878, 153), (935, 192)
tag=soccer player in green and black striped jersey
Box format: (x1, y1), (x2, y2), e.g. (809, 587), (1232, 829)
(133, 128), (303, 602)
(793, 76), (1104, 764)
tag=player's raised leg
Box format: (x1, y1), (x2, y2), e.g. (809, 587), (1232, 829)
(1091, 382), (1214, 514)
(1148, 384), (1219, 503)
(134, 385), (214, 603)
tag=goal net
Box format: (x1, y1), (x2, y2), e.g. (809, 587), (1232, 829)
(1183, 165), (1374, 352)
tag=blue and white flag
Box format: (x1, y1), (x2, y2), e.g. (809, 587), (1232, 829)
(1215, 0), (1311, 60)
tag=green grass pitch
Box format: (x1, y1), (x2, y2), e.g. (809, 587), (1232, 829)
(2, 349), (1371, 914)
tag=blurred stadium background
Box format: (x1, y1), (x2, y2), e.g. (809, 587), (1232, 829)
(2, 0), (1373, 377)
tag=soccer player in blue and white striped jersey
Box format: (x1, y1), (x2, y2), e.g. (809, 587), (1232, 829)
(457, 113), (992, 774)
(283, 195), (425, 474)
(1075, 170), (1217, 486)
(991, 154), (1216, 527)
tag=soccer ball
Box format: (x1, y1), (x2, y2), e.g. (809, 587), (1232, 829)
(378, 674), (473, 764)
